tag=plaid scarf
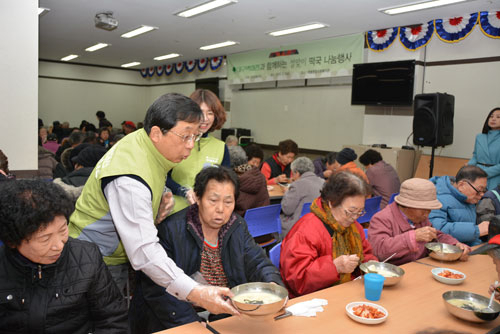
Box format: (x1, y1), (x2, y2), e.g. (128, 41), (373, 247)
(310, 198), (364, 284)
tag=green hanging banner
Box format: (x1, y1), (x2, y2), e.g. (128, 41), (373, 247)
(227, 33), (363, 84)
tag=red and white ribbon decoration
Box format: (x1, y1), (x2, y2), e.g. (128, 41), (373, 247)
(185, 60), (196, 72)
(156, 65), (165, 76)
(175, 62), (184, 74)
(198, 58), (208, 71)
(165, 64), (174, 76)
(435, 13), (478, 42)
(210, 56), (223, 71)
(147, 67), (156, 77)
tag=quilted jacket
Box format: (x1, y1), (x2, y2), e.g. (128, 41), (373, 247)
(0, 238), (128, 333)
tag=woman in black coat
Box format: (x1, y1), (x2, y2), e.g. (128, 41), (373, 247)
(129, 167), (283, 333)
(0, 180), (128, 333)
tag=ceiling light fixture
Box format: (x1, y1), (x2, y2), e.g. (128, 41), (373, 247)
(268, 23), (328, 37)
(121, 25), (158, 38)
(60, 55), (79, 61)
(379, 0), (468, 15)
(154, 53), (181, 61)
(121, 62), (141, 68)
(200, 40), (238, 50)
(175, 0), (237, 18)
(38, 7), (50, 15)
(85, 43), (110, 52)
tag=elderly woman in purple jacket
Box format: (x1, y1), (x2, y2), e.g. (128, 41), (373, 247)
(368, 178), (470, 266)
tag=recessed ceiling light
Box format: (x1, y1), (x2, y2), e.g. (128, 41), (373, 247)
(121, 62), (141, 68)
(175, 0), (237, 18)
(121, 25), (158, 38)
(200, 41), (238, 50)
(38, 7), (50, 16)
(60, 55), (78, 61)
(380, 0), (468, 15)
(154, 53), (182, 61)
(85, 43), (110, 52)
(268, 23), (328, 37)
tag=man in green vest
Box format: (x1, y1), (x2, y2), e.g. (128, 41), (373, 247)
(68, 93), (238, 316)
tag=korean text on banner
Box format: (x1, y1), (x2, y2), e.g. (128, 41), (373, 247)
(227, 33), (363, 84)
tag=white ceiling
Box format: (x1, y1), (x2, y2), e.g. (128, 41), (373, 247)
(39, 0), (498, 69)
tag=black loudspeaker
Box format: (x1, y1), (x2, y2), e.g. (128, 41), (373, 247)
(413, 93), (454, 147)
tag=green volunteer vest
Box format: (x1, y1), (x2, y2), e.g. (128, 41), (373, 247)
(68, 129), (176, 265)
(169, 135), (225, 214)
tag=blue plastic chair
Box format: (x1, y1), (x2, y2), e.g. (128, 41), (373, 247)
(244, 204), (282, 247)
(299, 202), (312, 218)
(388, 193), (399, 204)
(357, 196), (382, 224)
(269, 242), (282, 269)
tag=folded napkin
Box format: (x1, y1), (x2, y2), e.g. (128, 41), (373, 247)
(286, 298), (328, 317)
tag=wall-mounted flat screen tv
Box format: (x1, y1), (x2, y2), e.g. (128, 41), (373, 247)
(351, 60), (415, 106)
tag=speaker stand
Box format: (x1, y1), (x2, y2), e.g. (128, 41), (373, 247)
(429, 146), (436, 178)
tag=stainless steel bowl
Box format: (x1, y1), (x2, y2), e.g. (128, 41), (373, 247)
(359, 262), (405, 286)
(442, 291), (500, 323)
(425, 242), (463, 261)
(230, 282), (288, 318)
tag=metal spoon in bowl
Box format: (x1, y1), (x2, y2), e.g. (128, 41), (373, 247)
(483, 281), (499, 313)
(366, 253), (397, 273)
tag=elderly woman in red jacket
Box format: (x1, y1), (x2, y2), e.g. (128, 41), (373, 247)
(280, 171), (378, 298)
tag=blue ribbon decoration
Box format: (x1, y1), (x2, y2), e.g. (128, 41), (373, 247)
(399, 21), (434, 51)
(435, 12), (478, 43)
(480, 11), (500, 39)
(366, 27), (399, 52)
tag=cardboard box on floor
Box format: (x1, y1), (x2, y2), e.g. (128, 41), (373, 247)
(413, 155), (468, 179)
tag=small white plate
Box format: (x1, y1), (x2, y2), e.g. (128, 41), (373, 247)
(267, 185), (274, 191)
(346, 302), (388, 325)
(431, 268), (466, 285)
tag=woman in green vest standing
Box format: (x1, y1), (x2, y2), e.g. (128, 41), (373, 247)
(167, 89), (230, 215)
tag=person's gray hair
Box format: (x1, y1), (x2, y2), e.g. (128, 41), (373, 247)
(489, 248), (500, 259)
(291, 156), (314, 175)
(228, 145), (247, 168)
(225, 135), (238, 146)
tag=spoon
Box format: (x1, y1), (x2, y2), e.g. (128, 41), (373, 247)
(366, 253), (397, 273)
(483, 281), (499, 312)
(382, 252), (397, 263)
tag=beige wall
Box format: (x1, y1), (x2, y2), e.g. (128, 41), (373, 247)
(363, 27), (500, 159)
(0, 1), (38, 170)
(36, 25), (500, 166)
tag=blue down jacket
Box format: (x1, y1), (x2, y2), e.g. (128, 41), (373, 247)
(429, 175), (481, 246)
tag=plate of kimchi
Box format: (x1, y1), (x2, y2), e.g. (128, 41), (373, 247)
(346, 302), (388, 325)
(431, 268), (466, 285)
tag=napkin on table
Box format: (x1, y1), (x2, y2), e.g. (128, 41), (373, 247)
(286, 298), (328, 317)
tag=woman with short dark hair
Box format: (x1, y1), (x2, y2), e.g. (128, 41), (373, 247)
(359, 149), (401, 208)
(0, 180), (127, 333)
(130, 167), (282, 332)
(280, 171), (378, 298)
(261, 139), (299, 185)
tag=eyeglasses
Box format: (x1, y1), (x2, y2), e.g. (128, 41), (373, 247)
(465, 180), (487, 195)
(165, 129), (202, 143)
(339, 204), (366, 218)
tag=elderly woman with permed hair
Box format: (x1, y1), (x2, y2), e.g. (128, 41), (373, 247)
(280, 171), (378, 298)
(0, 180), (127, 333)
